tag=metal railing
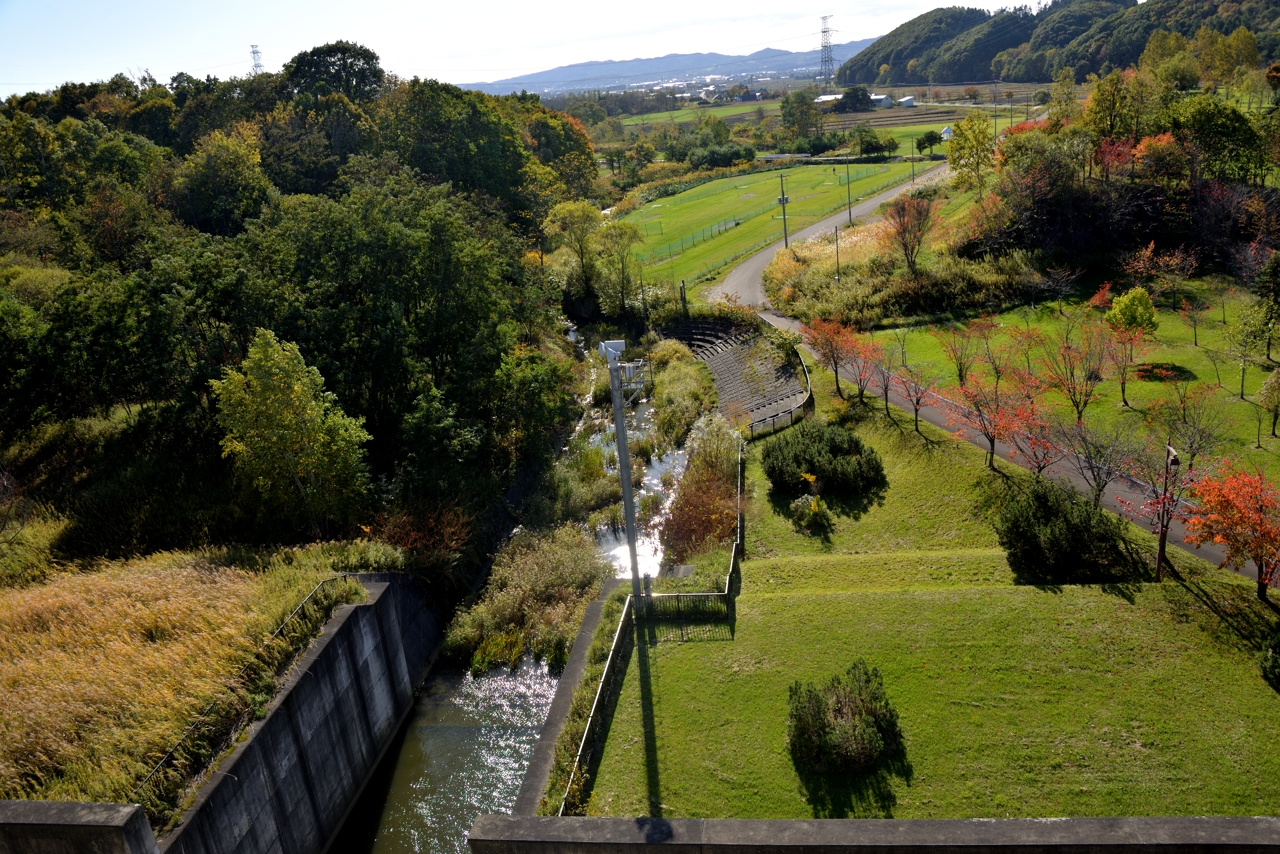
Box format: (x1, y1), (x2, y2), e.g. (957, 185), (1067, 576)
(130, 574), (354, 808)
(557, 450), (746, 815)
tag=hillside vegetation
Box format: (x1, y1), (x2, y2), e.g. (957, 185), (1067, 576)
(837, 0), (1279, 84)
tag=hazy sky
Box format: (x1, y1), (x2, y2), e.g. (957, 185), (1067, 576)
(0, 0), (1010, 97)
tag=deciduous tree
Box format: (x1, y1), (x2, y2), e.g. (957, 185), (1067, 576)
(802, 319), (855, 398)
(1184, 463), (1280, 601)
(948, 111), (996, 193)
(881, 195), (938, 276)
(1039, 315), (1109, 422)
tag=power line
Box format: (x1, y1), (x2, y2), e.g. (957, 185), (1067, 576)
(250, 45), (263, 76)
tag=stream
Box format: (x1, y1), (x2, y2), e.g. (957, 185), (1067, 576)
(333, 395), (681, 852)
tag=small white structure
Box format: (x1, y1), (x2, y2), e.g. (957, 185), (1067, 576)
(598, 340), (626, 362)
(896, 95), (915, 107)
(814, 94), (842, 104)
(941, 125), (954, 141)
(868, 93), (890, 109)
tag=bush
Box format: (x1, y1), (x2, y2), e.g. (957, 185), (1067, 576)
(1262, 632), (1280, 689)
(660, 413), (741, 564)
(994, 478), (1141, 583)
(761, 421), (885, 497)
(790, 494), (834, 536)
(444, 525), (612, 675)
(651, 345), (716, 450)
(787, 658), (901, 773)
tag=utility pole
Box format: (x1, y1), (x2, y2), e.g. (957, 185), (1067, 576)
(911, 135), (916, 183)
(834, 227), (840, 283)
(778, 173), (790, 248)
(1155, 445), (1180, 582)
(608, 356), (643, 601)
(844, 160), (852, 225)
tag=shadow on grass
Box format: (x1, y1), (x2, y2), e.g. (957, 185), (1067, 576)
(796, 742), (914, 819)
(1135, 362), (1197, 382)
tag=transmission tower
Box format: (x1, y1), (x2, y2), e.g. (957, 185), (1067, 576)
(818, 17), (835, 89)
(250, 45), (264, 75)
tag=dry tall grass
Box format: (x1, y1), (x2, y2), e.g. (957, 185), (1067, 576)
(0, 542), (383, 810)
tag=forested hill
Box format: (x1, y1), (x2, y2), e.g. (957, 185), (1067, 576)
(837, 0), (1280, 84)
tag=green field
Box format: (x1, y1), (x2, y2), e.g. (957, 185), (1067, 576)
(626, 163), (917, 285)
(866, 293), (1280, 479)
(584, 361), (1280, 819)
(620, 102), (779, 127)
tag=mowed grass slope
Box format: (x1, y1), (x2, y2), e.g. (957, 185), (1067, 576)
(628, 163), (915, 285)
(586, 362), (1280, 819)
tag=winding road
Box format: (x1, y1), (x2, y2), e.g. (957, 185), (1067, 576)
(713, 164), (1261, 586)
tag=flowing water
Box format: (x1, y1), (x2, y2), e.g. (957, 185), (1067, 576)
(335, 393), (681, 852)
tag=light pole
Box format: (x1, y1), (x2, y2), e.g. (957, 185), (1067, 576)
(844, 160), (852, 225)
(1155, 444), (1180, 581)
(778, 173), (790, 248)
(910, 135), (916, 183)
(834, 226), (840, 283)
(608, 355), (643, 601)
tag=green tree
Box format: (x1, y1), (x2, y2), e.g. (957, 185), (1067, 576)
(780, 89), (822, 138)
(834, 86), (874, 113)
(947, 111), (995, 192)
(1225, 304), (1270, 399)
(284, 41), (386, 102)
(916, 130), (943, 155)
(595, 221), (644, 317)
(1048, 67), (1081, 127)
(1139, 30), (1189, 71)
(1170, 95), (1264, 183)
(1104, 287), (1159, 335)
(545, 200), (603, 306)
(211, 328), (370, 533)
(173, 125), (274, 235)
(1258, 370), (1280, 438)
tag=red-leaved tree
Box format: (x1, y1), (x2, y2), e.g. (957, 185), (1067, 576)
(802, 318), (855, 399)
(1183, 463), (1280, 601)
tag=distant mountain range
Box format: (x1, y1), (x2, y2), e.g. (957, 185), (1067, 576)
(837, 0), (1280, 85)
(462, 39), (879, 95)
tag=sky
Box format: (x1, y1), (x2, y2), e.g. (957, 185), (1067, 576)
(0, 0), (1011, 98)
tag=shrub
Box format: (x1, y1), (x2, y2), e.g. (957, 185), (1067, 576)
(994, 477), (1141, 583)
(651, 349), (716, 450)
(444, 525), (612, 675)
(1262, 632), (1280, 689)
(660, 413), (741, 564)
(761, 421), (886, 497)
(787, 658), (901, 773)
(790, 494), (834, 536)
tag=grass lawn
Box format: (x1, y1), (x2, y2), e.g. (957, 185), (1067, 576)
(584, 361), (1280, 819)
(0, 542), (386, 816)
(628, 163), (916, 286)
(869, 292), (1280, 479)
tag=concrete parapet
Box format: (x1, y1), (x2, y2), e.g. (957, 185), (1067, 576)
(0, 801), (159, 854)
(468, 815), (1280, 854)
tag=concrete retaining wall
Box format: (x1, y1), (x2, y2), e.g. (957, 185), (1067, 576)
(160, 574), (440, 854)
(468, 815), (1280, 853)
(0, 801), (159, 854)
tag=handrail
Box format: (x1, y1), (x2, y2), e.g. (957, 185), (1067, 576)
(131, 574), (352, 802)
(745, 345), (812, 440)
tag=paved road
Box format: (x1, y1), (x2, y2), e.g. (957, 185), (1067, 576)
(717, 186), (1265, 587)
(709, 164), (950, 308)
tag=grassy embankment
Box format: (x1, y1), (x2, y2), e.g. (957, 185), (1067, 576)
(0, 542), (386, 821)
(619, 102), (780, 127)
(626, 163), (917, 290)
(867, 293), (1280, 480)
(584, 357), (1280, 819)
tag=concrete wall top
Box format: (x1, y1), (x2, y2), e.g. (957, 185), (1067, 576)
(468, 815), (1280, 853)
(0, 801), (159, 854)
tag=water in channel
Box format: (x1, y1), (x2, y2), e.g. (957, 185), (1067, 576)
(335, 397), (679, 852)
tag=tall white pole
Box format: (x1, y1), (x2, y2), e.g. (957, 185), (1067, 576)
(609, 361), (643, 600)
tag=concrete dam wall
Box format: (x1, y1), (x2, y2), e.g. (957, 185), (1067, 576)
(0, 574), (441, 854)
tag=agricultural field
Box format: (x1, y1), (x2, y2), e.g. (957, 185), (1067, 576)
(620, 102), (780, 127)
(584, 360), (1280, 819)
(626, 163), (917, 286)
